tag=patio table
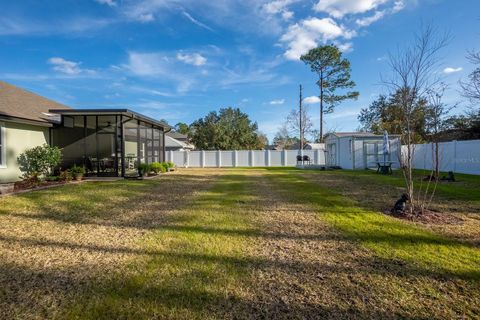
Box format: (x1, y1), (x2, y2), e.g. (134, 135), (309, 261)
(376, 161), (394, 174)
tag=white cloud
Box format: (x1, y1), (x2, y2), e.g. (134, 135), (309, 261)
(356, 10), (385, 26)
(176, 52), (207, 66)
(303, 96), (320, 104)
(262, 0), (298, 20)
(95, 0), (116, 7)
(182, 11), (214, 31)
(48, 57), (84, 75)
(313, 0), (388, 18)
(270, 99), (285, 105)
(443, 67), (463, 74)
(125, 52), (169, 76)
(280, 17), (355, 60)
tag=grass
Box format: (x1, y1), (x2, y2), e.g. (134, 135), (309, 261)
(1, 168), (479, 319)
(263, 168), (480, 280)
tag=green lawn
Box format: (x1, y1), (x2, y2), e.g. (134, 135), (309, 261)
(0, 168), (479, 319)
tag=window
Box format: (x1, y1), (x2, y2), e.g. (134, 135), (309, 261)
(0, 122), (5, 168)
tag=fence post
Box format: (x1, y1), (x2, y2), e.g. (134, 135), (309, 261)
(184, 151), (189, 168)
(201, 150), (205, 168)
(169, 150), (173, 163)
(217, 150), (222, 168)
(250, 150), (254, 167)
(266, 150), (271, 167)
(453, 140), (457, 172)
(234, 150), (238, 167)
(282, 150), (287, 166)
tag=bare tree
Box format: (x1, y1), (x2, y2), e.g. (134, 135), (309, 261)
(460, 50), (480, 105)
(383, 24), (450, 214)
(286, 106), (313, 149)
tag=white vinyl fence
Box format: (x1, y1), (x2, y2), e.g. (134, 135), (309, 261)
(408, 139), (480, 175)
(166, 149), (326, 168)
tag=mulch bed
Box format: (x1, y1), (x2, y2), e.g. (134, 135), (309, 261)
(386, 208), (464, 225)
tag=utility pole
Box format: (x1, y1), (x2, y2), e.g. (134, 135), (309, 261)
(299, 84), (303, 150)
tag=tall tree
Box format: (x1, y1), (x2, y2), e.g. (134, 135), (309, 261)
(383, 24), (449, 214)
(189, 107), (261, 150)
(460, 50), (480, 105)
(300, 45), (359, 142)
(174, 122), (190, 135)
(358, 89), (430, 143)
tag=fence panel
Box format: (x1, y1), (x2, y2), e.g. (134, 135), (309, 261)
(409, 139), (480, 175)
(167, 148), (326, 168)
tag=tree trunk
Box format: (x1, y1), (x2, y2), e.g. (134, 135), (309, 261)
(319, 72), (324, 142)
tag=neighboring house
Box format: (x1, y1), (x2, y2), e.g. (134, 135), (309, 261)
(165, 132), (195, 151)
(0, 81), (171, 184)
(324, 132), (401, 169)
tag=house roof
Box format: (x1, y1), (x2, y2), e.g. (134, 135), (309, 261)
(165, 135), (194, 149)
(49, 108), (172, 131)
(0, 81), (71, 126)
(167, 131), (188, 140)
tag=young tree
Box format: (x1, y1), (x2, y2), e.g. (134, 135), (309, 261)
(286, 106), (313, 149)
(300, 45), (359, 141)
(383, 24), (449, 214)
(460, 50), (480, 105)
(425, 84), (455, 178)
(189, 107), (261, 150)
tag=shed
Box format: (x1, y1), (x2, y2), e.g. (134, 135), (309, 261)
(324, 132), (401, 170)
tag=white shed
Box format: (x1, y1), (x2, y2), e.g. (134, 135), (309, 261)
(324, 132), (401, 170)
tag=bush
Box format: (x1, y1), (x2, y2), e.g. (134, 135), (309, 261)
(150, 162), (163, 174)
(59, 169), (72, 182)
(166, 161), (175, 169)
(17, 144), (62, 180)
(138, 163), (150, 176)
(70, 164), (86, 177)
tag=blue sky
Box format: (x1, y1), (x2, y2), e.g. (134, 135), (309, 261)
(0, 0), (478, 141)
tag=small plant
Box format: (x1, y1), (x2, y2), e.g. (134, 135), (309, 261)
(70, 165), (86, 181)
(17, 144), (62, 180)
(138, 163), (150, 177)
(45, 175), (60, 182)
(59, 169), (72, 182)
(166, 161), (175, 169)
(150, 162), (163, 174)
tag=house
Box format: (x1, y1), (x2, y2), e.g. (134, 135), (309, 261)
(0, 81), (171, 184)
(165, 132), (195, 151)
(324, 132), (401, 169)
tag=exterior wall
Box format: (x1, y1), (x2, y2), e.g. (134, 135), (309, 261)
(0, 121), (49, 183)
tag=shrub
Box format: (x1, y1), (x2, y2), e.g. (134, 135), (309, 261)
(150, 162), (163, 174)
(166, 161), (175, 169)
(138, 163), (150, 176)
(70, 165), (86, 177)
(59, 169), (72, 182)
(17, 144), (62, 180)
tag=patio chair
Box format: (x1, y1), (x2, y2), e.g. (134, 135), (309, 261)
(296, 155), (303, 165)
(302, 155), (311, 165)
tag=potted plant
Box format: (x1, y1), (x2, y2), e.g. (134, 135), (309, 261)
(138, 163), (150, 178)
(70, 165), (86, 181)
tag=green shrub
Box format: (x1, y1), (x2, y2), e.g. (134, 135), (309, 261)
(70, 165), (86, 180)
(138, 163), (150, 176)
(166, 161), (175, 169)
(17, 144), (62, 180)
(150, 162), (163, 174)
(45, 175), (60, 182)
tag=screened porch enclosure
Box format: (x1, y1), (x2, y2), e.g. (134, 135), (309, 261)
(51, 110), (166, 177)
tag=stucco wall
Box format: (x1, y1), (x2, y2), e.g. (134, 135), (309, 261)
(0, 121), (49, 183)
